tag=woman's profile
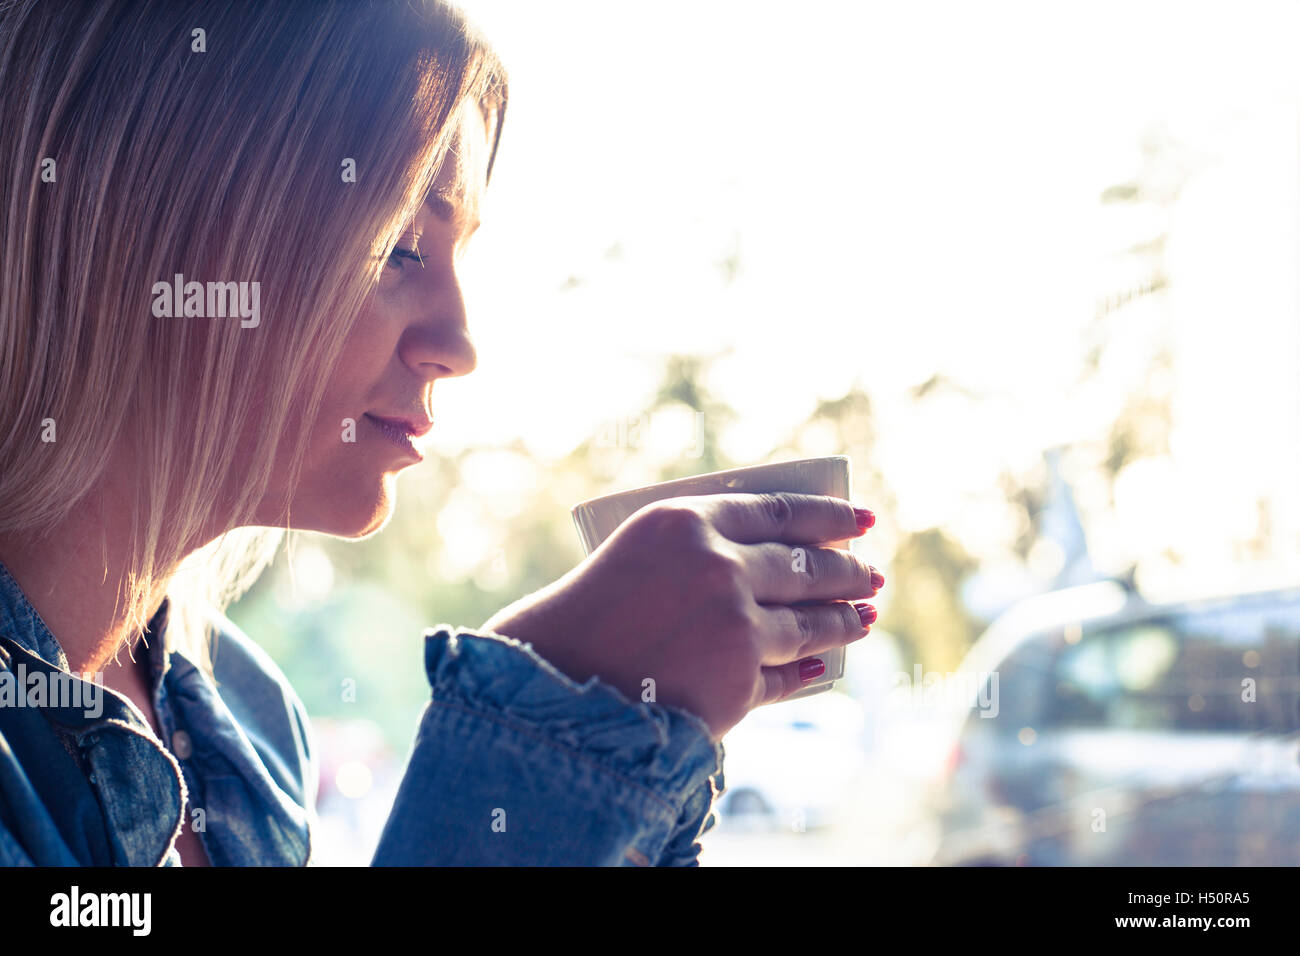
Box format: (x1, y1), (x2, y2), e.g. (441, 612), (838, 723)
(0, 0), (882, 866)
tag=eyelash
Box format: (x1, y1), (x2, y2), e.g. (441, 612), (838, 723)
(386, 246), (423, 270)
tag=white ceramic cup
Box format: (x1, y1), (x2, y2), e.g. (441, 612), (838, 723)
(571, 456), (855, 700)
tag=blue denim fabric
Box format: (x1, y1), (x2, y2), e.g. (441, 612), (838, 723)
(0, 561), (724, 866)
(372, 626), (725, 866)
(0, 561), (314, 866)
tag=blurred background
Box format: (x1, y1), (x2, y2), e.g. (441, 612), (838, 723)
(227, 0), (1300, 864)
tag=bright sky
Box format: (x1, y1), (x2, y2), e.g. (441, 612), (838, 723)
(438, 0), (1300, 594)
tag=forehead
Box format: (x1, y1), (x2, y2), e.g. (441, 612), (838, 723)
(425, 103), (492, 222)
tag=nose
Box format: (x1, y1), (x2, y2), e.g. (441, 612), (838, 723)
(397, 268), (478, 381)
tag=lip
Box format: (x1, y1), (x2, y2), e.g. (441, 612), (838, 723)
(367, 413), (433, 438)
(364, 413), (428, 461)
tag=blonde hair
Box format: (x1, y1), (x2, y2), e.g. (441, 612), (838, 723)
(0, 0), (507, 672)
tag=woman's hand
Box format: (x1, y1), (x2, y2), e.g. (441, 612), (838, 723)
(481, 492), (884, 740)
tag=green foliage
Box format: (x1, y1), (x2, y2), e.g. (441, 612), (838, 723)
(882, 529), (980, 673)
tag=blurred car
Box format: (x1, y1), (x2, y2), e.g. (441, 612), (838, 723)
(714, 689), (868, 832)
(930, 580), (1300, 865)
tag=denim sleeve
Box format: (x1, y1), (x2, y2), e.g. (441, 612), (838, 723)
(0, 820), (35, 866)
(371, 625), (725, 866)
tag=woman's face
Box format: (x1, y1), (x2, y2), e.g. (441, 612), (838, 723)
(259, 102), (492, 537)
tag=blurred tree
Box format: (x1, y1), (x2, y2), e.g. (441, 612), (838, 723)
(994, 123), (1197, 599)
(648, 353), (736, 478)
(883, 529), (979, 673)
(1089, 124), (1195, 490)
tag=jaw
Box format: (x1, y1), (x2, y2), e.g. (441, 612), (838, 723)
(252, 467), (400, 539)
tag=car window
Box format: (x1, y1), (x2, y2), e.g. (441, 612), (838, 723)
(1045, 600), (1300, 733)
(968, 632), (1057, 733)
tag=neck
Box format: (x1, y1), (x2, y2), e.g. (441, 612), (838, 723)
(0, 459), (192, 676)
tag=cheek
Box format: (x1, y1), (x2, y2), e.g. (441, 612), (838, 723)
(300, 313), (410, 493)
(316, 310), (396, 426)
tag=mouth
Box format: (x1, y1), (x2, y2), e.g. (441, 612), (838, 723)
(364, 413), (430, 462)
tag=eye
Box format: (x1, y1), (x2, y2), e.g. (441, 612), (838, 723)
(385, 245), (424, 271)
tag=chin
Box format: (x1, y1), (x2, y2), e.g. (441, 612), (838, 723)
(345, 480), (400, 539)
(294, 472), (400, 539)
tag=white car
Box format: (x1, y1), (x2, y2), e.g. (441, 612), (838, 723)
(715, 685), (868, 832)
(930, 581), (1300, 865)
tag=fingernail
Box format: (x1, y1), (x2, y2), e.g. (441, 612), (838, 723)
(870, 567), (885, 589)
(853, 507), (875, 533)
(799, 658), (825, 682)
(854, 602), (877, 626)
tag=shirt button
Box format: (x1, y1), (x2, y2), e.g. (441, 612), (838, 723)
(171, 730), (192, 760)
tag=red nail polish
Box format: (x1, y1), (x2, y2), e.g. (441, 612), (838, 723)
(870, 567), (885, 589)
(853, 508), (875, 533)
(853, 603), (877, 626)
(799, 658), (825, 682)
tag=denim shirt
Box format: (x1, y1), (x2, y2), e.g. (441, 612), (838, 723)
(0, 561), (724, 866)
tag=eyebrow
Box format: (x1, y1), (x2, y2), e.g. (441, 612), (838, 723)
(428, 192), (481, 236)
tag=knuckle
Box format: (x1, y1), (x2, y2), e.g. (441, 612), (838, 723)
(836, 497), (858, 531)
(770, 667), (793, 702)
(645, 498), (705, 531)
(754, 492), (794, 530)
(697, 547), (746, 593)
(854, 553), (877, 592)
(842, 554), (873, 590)
(837, 600), (862, 634)
(631, 500), (709, 547)
(798, 546), (825, 589)
(785, 605), (817, 651)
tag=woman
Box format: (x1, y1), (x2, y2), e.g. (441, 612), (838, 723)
(0, 0), (882, 866)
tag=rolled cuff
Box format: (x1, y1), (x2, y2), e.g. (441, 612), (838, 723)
(372, 625), (724, 866)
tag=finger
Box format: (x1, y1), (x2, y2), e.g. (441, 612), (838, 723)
(695, 492), (872, 546)
(738, 541), (885, 604)
(758, 653), (850, 705)
(753, 600), (873, 666)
